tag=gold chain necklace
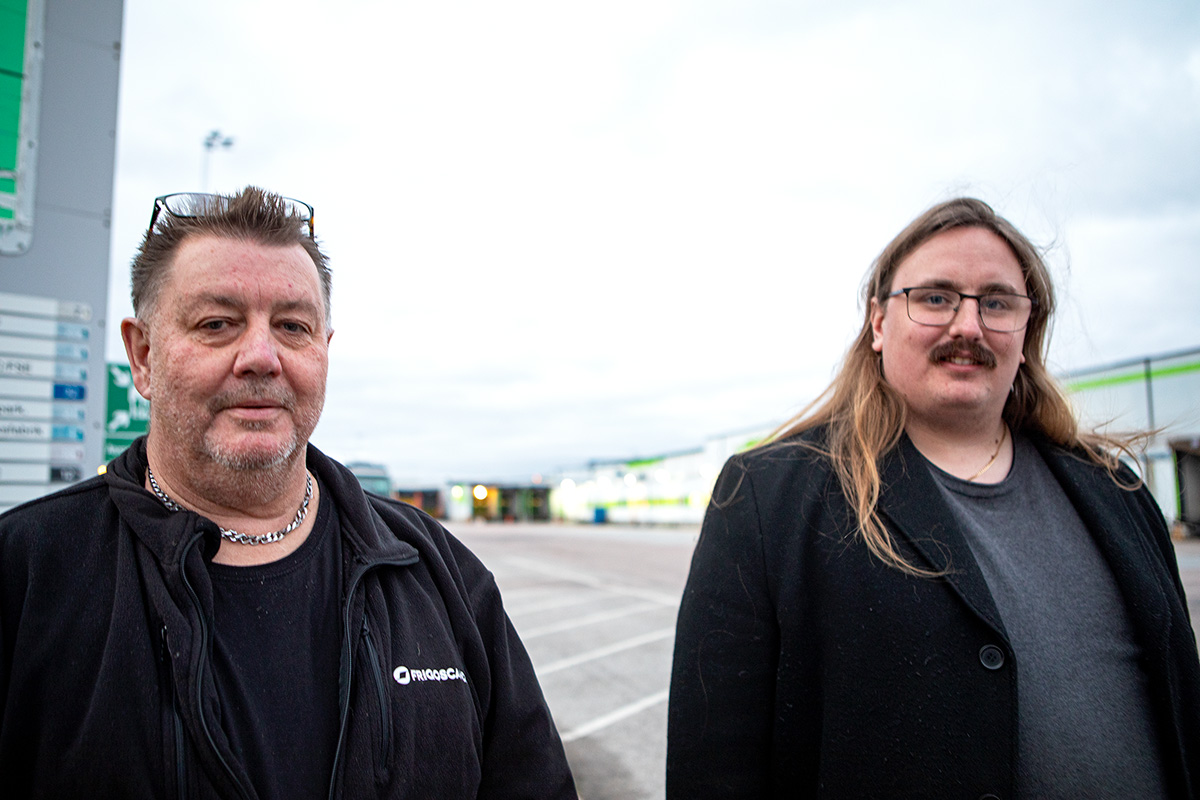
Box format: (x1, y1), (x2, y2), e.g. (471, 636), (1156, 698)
(966, 425), (1008, 482)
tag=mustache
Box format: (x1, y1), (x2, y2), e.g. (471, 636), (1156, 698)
(929, 338), (997, 368)
(207, 380), (296, 414)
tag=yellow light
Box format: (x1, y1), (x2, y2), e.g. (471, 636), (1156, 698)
(473, 484), (488, 501)
(451, 485), (465, 500)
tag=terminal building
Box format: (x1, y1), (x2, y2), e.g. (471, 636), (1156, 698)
(433, 426), (767, 526)
(441, 481), (551, 523)
(544, 431), (763, 526)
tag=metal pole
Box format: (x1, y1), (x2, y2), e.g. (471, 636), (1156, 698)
(1143, 358), (1156, 491)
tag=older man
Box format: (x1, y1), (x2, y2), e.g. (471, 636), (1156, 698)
(0, 187), (576, 799)
(668, 197), (1200, 798)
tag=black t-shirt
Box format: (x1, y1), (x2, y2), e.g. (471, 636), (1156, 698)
(209, 480), (342, 800)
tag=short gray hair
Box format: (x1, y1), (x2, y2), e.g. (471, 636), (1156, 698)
(131, 185), (331, 323)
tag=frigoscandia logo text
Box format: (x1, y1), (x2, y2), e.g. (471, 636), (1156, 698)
(392, 665), (468, 686)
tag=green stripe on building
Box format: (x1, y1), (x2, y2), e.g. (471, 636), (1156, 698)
(625, 456), (665, 469)
(591, 496), (701, 510)
(1066, 359), (1200, 393)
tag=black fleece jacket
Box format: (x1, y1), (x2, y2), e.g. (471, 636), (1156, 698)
(0, 438), (576, 799)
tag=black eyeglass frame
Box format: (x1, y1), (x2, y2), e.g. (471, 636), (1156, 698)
(887, 286), (1038, 333)
(146, 192), (316, 240)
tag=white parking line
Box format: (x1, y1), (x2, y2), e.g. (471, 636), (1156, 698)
(504, 556), (680, 606)
(559, 689), (670, 743)
(519, 601), (661, 640)
(537, 627), (675, 676)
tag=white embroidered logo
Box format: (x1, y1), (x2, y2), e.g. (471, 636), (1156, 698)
(392, 665), (468, 686)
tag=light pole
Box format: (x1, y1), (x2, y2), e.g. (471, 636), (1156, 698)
(201, 130), (234, 190)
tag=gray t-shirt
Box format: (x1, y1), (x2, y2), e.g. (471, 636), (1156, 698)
(928, 432), (1168, 799)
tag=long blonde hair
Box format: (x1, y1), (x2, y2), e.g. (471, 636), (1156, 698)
(770, 197), (1136, 575)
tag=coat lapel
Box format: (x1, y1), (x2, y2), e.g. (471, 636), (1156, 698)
(877, 435), (1008, 637)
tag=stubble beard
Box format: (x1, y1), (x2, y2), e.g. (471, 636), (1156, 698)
(203, 417), (303, 471)
(150, 376), (324, 502)
(199, 386), (324, 474)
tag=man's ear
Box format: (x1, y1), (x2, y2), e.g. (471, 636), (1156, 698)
(870, 297), (885, 353)
(121, 317), (153, 400)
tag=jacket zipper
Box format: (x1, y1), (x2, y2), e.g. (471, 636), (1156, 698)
(327, 554), (418, 800)
(360, 618), (391, 764)
(162, 626), (188, 799)
(173, 692), (187, 799)
(178, 530), (255, 800)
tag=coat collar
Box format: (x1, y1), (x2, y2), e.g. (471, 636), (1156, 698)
(304, 443), (420, 567)
(106, 437), (217, 567)
(106, 436), (419, 569)
(876, 433), (1007, 636)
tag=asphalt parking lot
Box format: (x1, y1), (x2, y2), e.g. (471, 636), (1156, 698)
(448, 522), (696, 800)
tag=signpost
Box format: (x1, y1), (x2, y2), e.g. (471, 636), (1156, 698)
(104, 362), (148, 461)
(0, 0), (123, 510)
(0, 289), (92, 510)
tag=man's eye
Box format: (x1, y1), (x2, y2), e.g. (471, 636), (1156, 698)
(982, 295), (1013, 312)
(917, 291), (954, 307)
(201, 320), (227, 331)
(280, 321), (310, 335)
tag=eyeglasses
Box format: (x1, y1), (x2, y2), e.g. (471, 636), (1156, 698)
(146, 192), (315, 239)
(887, 286), (1036, 333)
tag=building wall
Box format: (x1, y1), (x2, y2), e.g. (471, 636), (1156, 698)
(550, 426), (771, 525)
(1064, 347), (1200, 527)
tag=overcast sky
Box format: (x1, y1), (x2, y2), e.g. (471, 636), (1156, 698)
(105, 0), (1200, 486)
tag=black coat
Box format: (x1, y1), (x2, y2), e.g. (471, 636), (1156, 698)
(667, 430), (1200, 799)
(0, 438), (576, 799)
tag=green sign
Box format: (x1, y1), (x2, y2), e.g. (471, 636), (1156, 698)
(104, 363), (149, 461)
(0, 0), (43, 252)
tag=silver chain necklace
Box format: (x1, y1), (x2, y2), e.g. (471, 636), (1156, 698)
(146, 465), (313, 546)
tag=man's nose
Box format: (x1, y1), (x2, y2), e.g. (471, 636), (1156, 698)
(233, 322), (282, 376)
(946, 296), (985, 339)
